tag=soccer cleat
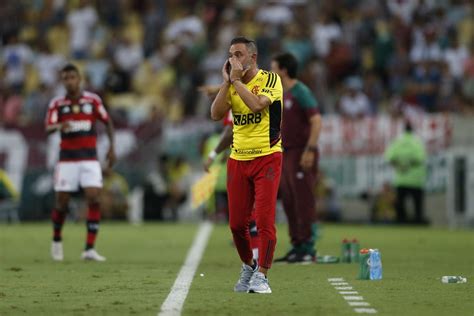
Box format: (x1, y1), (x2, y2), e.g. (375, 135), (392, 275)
(273, 248), (297, 263)
(248, 271), (272, 294)
(234, 263), (257, 292)
(81, 249), (106, 262)
(51, 241), (64, 261)
(287, 252), (316, 265)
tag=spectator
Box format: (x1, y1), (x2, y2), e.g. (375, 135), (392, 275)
(67, 0), (98, 59)
(0, 85), (23, 127)
(35, 41), (65, 89)
(443, 34), (469, 82)
(113, 34), (144, 75)
(1, 32), (33, 93)
(312, 12), (342, 58)
(338, 76), (372, 118)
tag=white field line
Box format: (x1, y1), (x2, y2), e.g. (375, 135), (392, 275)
(328, 278), (377, 314)
(158, 222), (213, 316)
(339, 291), (359, 295)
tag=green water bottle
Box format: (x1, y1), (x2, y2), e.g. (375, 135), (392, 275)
(350, 238), (360, 263)
(358, 248), (370, 280)
(341, 239), (351, 263)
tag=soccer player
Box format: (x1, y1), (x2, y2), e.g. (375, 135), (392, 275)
(203, 109), (260, 261)
(46, 63), (116, 262)
(271, 53), (322, 263)
(211, 36), (283, 294)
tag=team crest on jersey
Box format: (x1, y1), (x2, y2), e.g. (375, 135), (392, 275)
(251, 85), (260, 95)
(285, 99), (293, 109)
(82, 103), (93, 114)
(72, 104), (81, 114)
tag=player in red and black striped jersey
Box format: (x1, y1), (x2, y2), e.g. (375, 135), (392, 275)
(46, 63), (116, 262)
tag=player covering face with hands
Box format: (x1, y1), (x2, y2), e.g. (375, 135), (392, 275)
(211, 37), (283, 294)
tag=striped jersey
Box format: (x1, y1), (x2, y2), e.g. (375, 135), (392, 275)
(227, 69), (283, 160)
(45, 91), (109, 161)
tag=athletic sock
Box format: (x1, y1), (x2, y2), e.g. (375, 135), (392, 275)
(85, 203), (101, 250)
(249, 219), (259, 260)
(51, 209), (66, 242)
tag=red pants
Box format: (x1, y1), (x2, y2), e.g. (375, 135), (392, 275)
(227, 152), (282, 269)
(280, 147), (318, 246)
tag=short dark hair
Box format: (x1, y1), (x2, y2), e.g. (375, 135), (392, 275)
(273, 53), (298, 79)
(61, 63), (80, 74)
(230, 36), (257, 54)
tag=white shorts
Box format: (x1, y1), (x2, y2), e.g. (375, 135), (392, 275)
(54, 160), (103, 192)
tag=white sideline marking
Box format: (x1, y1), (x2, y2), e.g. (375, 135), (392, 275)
(348, 302), (370, 306)
(339, 291), (358, 294)
(328, 278), (377, 314)
(158, 222), (213, 316)
(328, 278), (344, 282)
(354, 308), (377, 314)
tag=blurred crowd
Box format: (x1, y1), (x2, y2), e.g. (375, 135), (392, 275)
(1, 0), (474, 129)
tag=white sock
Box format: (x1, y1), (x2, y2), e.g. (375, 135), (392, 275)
(252, 248), (259, 261)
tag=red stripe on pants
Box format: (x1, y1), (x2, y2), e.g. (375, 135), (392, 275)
(227, 152), (282, 269)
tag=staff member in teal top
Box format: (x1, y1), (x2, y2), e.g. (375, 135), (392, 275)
(384, 121), (427, 224)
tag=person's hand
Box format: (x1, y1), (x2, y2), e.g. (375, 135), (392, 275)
(300, 150), (315, 172)
(222, 60), (231, 83)
(229, 57), (247, 83)
(106, 147), (116, 168)
(203, 150), (217, 172)
(203, 156), (214, 173)
(60, 121), (72, 132)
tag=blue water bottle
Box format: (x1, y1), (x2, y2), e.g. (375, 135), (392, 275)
(369, 249), (382, 280)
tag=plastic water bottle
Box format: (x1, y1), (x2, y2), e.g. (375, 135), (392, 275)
(369, 249), (382, 280)
(441, 276), (467, 283)
(350, 238), (360, 263)
(341, 239), (351, 263)
(358, 248), (370, 280)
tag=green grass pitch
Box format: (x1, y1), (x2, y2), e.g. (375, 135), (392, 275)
(1, 223), (473, 315)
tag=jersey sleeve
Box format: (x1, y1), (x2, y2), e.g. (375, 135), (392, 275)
(294, 83), (319, 117)
(258, 72), (282, 103)
(93, 95), (110, 123)
(45, 99), (59, 127)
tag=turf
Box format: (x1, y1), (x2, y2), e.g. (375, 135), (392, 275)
(1, 223), (473, 315)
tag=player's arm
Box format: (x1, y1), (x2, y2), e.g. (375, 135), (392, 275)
(231, 80), (271, 112)
(211, 62), (232, 121)
(204, 125), (233, 172)
(105, 119), (116, 167)
(229, 57), (271, 112)
(45, 100), (70, 134)
(95, 98), (116, 168)
(305, 114), (322, 151)
(298, 87), (322, 171)
(46, 122), (71, 134)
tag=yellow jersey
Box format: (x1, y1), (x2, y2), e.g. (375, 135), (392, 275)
(227, 69), (283, 161)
